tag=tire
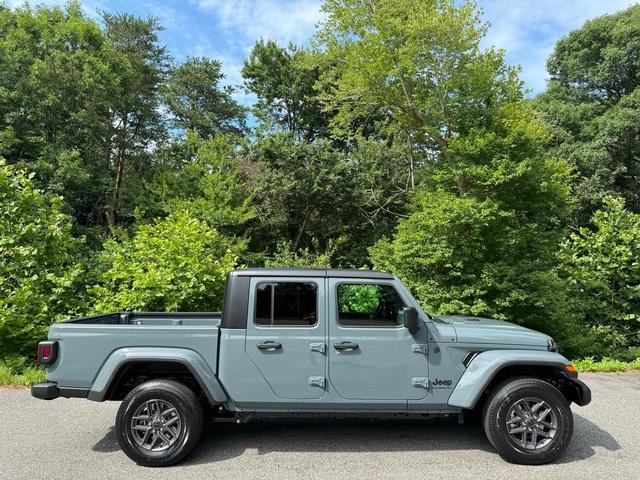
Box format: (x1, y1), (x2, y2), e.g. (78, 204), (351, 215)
(481, 394), (498, 450)
(482, 377), (573, 465)
(115, 380), (204, 467)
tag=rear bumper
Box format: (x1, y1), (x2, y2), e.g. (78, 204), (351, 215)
(31, 382), (89, 401)
(31, 381), (58, 400)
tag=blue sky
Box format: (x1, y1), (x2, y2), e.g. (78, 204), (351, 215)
(7, 0), (639, 104)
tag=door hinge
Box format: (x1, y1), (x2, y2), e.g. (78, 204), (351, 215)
(309, 376), (326, 388)
(412, 377), (429, 389)
(309, 342), (326, 354)
(411, 344), (428, 355)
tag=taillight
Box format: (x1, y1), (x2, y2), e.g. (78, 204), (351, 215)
(36, 341), (58, 365)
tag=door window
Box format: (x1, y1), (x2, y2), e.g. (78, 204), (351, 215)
(255, 282), (317, 326)
(337, 283), (405, 327)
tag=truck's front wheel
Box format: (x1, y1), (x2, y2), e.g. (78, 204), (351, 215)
(482, 377), (573, 465)
(115, 380), (204, 467)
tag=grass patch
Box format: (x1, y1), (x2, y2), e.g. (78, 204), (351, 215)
(572, 357), (640, 373)
(0, 363), (45, 386)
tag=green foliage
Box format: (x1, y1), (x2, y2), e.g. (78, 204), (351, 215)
(264, 239), (335, 268)
(572, 357), (640, 373)
(247, 133), (358, 263)
(315, 0), (521, 146)
(370, 185), (575, 345)
(146, 133), (255, 231)
(534, 5), (640, 223)
(101, 11), (171, 225)
(164, 57), (246, 137)
(338, 284), (379, 313)
(338, 0), (578, 349)
(91, 212), (245, 312)
(0, 161), (85, 358)
(0, 362), (46, 386)
(243, 40), (327, 142)
(0, 2), (118, 230)
(558, 197), (640, 357)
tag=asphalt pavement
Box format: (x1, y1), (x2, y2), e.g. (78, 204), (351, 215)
(1, 372), (638, 480)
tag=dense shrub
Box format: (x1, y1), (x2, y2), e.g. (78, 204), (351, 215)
(90, 212), (246, 312)
(0, 161), (86, 359)
(558, 197), (640, 358)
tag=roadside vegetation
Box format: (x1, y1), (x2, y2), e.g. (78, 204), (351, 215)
(572, 357), (640, 373)
(0, 364), (45, 386)
(1, 1), (639, 370)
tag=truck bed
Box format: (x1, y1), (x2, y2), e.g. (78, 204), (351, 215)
(47, 312), (221, 389)
(63, 311), (221, 326)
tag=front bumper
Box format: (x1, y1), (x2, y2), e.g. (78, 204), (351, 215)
(562, 374), (592, 406)
(31, 382), (89, 400)
(571, 376), (592, 406)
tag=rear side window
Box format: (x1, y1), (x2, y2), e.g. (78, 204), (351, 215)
(255, 282), (317, 326)
(337, 283), (405, 327)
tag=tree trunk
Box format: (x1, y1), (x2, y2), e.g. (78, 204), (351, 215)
(111, 112), (127, 225)
(111, 147), (125, 225)
(293, 209), (311, 252)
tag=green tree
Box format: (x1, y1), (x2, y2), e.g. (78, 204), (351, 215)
(243, 40), (328, 142)
(247, 133), (360, 263)
(314, 0), (522, 185)
(0, 161), (85, 359)
(0, 4), (174, 232)
(146, 133), (255, 232)
(329, 1), (577, 345)
(101, 11), (170, 225)
(91, 212), (246, 312)
(164, 57), (246, 137)
(370, 102), (574, 342)
(242, 39), (400, 264)
(0, 2), (118, 231)
(558, 197), (640, 358)
(535, 5), (640, 224)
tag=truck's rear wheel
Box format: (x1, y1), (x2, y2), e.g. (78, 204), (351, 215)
(482, 378), (573, 465)
(115, 380), (204, 467)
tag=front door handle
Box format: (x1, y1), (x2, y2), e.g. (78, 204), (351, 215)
(257, 341), (282, 351)
(334, 341), (359, 351)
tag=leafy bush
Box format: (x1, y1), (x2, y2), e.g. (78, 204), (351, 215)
(0, 161), (86, 359)
(559, 197), (640, 358)
(90, 212), (246, 312)
(370, 190), (582, 354)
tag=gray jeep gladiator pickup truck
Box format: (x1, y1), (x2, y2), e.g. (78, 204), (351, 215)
(32, 268), (590, 467)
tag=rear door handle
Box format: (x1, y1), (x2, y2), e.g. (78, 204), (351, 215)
(334, 341), (359, 351)
(257, 341), (282, 351)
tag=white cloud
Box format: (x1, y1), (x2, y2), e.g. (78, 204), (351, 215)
(187, 0), (324, 105)
(195, 0), (324, 46)
(479, 0), (639, 93)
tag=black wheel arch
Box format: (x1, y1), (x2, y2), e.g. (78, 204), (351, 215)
(475, 363), (590, 411)
(103, 359), (215, 405)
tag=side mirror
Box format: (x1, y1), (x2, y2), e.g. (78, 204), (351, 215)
(402, 307), (420, 334)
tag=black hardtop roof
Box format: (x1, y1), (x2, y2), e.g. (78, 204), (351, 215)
(230, 268), (394, 279)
